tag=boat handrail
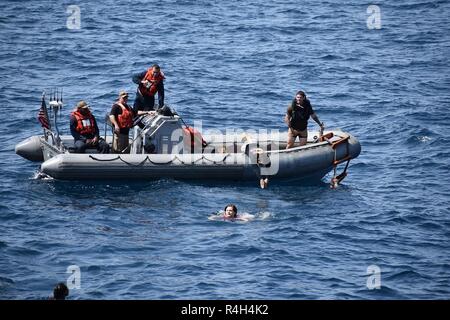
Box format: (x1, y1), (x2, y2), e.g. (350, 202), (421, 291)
(43, 128), (65, 152)
(266, 140), (330, 154)
(259, 132), (349, 155)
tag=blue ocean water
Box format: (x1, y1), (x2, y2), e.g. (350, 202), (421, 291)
(1, 0), (449, 299)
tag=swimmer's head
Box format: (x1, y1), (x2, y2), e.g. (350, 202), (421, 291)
(53, 282), (69, 300)
(224, 204), (238, 218)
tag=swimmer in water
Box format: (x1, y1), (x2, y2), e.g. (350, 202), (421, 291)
(223, 204), (250, 221)
(208, 204), (251, 222)
(224, 204), (238, 219)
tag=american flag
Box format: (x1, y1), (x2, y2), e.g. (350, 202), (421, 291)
(37, 94), (50, 130)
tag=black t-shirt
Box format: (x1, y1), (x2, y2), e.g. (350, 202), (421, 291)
(286, 98), (314, 131)
(110, 103), (134, 135)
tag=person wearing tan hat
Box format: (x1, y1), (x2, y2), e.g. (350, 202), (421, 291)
(132, 64), (165, 114)
(70, 101), (110, 153)
(109, 91), (135, 153)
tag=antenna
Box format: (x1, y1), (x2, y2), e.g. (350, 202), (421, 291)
(48, 87), (64, 146)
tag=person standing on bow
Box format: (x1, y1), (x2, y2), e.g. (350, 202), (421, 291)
(109, 91), (135, 153)
(70, 101), (109, 153)
(284, 90), (324, 148)
(132, 64), (165, 114)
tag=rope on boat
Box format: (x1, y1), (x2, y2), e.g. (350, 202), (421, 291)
(89, 155), (121, 162)
(88, 153), (231, 166)
(146, 155), (181, 165)
(193, 153), (231, 164)
(119, 156), (164, 166)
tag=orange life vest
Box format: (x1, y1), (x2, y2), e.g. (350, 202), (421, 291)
(72, 110), (96, 136)
(139, 68), (165, 96)
(116, 103), (134, 129)
(183, 127), (207, 153)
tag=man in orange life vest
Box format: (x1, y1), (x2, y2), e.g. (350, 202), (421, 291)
(132, 64), (165, 114)
(109, 91), (135, 153)
(70, 101), (110, 153)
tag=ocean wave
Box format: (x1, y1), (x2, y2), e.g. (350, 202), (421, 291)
(385, 269), (432, 282)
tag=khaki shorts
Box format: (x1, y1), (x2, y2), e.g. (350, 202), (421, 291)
(113, 133), (130, 153)
(288, 128), (308, 139)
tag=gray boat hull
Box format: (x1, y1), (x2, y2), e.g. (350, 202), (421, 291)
(36, 132), (360, 182)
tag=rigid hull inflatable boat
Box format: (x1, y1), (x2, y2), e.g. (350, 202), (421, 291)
(16, 115), (361, 186)
(15, 95), (361, 186)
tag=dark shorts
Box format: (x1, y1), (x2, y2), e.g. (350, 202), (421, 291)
(288, 128), (308, 139)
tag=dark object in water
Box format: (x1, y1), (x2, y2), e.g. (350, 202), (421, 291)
(52, 282), (69, 300)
